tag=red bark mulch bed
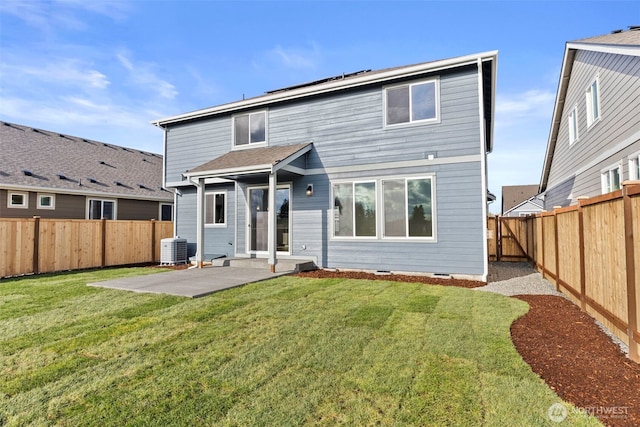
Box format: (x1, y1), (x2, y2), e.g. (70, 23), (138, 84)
(295, 269), (640, 427)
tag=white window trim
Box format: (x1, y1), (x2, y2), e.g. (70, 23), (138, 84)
(383, 77), (441, 128)
(8, 191), (28, 209)
(585, 75), (601, 129)
(86, 198), (117, 220)
(329, 174), (437, 242)
(37, 193), (55, 210)
(381, 175), (436, 241)
(600, 161), (622, 194)
(331, 180), (378, 239)
(231, 110), (268, 150)
(568, 104), (579, 145)
(159, 203), (173, 221)
(628, 150), (640, 181)
(205, 190), (227, 227)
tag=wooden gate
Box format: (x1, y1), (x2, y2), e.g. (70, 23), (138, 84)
(487, 216), (533, 262)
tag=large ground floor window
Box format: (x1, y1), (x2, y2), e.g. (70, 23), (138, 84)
(332, 175), (434, 240)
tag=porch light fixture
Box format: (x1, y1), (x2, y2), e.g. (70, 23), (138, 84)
(306, 184), (314, 197)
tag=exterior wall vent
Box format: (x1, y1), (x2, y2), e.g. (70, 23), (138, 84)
(160, 237), (188, 265)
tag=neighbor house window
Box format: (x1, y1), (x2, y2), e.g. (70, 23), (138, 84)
(160, 203), (173, 221)
(205, 192), (226, 226)
(37, 193), (55, 210)
(234, 111), (266, 147)
(568, 105), (579, 145)
(629, 153), (640, 180)
(385, 79), (439, 126)
(88, 199), (116, 219)
(601, 164), (621, 194)
(332, 181), (377, 237)
(382, 177), (434, 238)
(8, 191), (28, 208)
(586, 76), (601, 128)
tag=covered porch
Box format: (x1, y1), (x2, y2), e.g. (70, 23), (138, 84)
(183, 143), (313, 272)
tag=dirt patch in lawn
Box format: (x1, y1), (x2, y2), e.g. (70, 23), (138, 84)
(295, 269), (485, 288)
(512, 295), (640, 427)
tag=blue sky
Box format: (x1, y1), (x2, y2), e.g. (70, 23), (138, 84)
(1, 0), (639, 212)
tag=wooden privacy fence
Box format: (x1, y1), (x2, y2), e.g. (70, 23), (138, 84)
(488, 182), (640, 362)
(0, 217), (174, 278)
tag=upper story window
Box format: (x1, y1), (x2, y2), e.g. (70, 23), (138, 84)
(205, 191), (226, 226)
(568, 105), (579, 145)
(8, 191), (28, 208)
(234, 111), (266, 147)
(601, 163), (621, 194)
(384, 79), (439, 127)
(585, 76), (601, 128)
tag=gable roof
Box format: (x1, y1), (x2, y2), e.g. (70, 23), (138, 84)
(0, 121), (172, 201)
(153, 51), (497, 152)
(503, 194), (544, 217)
(539, 27), (640, 192)
(186, 143), (312, 179)
(501, 184), (539, 214)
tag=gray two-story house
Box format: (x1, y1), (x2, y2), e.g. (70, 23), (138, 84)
(540, 28), (640, 208)
(154, 51), (497, 281)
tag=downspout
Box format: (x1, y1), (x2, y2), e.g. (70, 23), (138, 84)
(477, 56), (490, 283)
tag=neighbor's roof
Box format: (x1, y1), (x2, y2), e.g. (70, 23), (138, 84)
(539, 27), (640, 192)
(0, 121), (172, 201)
(501, 185), (539, 214)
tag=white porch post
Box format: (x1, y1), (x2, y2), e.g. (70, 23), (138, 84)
(267, 171), (277, 273)
(195, 177), (205, 268)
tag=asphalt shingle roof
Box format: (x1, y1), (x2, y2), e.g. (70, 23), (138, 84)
(0, 121), (172, 201)
(573, 28), (640, 45)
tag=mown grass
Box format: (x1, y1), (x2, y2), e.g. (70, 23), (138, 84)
(0, 268), (600, 426)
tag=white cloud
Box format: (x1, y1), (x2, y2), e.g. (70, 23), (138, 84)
(256, 42), (322, 71)
(1, 58), (110, 91)
(116, 51), (178, 100)
(496, 89), (556, 119)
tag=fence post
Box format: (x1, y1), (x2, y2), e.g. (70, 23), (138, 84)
(101, 218), (107, 268)
(553, 209), (560, 291)
(622, 182), (639, 362)
(151, 219), (157, 263)
(32, 216), (40, 274)
(540, 213), (546, 278)
(576, 197), (588, 312)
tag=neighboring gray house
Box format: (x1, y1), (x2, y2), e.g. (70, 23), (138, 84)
(540, 28), (640, 208)
(502, 195), (544, 217)
(154, 51), (497, 281)
(501, 184), (540, 215)
(0, 121), (173, 220)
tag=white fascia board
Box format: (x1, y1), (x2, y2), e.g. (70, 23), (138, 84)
(184, 164), (273, 179)
(0, 184), (173, 202)
(567, 41), (640, 57)
(152, 51), (499, 126)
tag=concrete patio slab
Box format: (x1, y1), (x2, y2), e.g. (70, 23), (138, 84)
(88, 265), (292, 298)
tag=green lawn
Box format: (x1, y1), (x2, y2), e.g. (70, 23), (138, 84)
(0, 268), (599, 426)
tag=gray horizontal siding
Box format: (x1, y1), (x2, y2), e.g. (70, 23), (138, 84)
(175, 183), (236, 258)
(546, 50), (640, 198)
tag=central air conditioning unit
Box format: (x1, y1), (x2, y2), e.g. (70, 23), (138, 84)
(160, 237), (188, 265)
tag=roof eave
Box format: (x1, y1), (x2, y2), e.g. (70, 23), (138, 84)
(152, 51), (499, 127)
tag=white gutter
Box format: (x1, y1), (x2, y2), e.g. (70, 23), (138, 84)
(0, 184), (172, 202)
(152, 51), (499, 126)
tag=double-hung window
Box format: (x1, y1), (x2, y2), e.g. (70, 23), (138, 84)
(234, 111), (266, 147)
(586, 76), (601, 128)
(382, 177), (434, 238)
(333, 181), (377, 237)
(568, 105), (579, 145)
(88, 199), (115, 219)
(601, 164), (622, 194)
(385, 79), (439, 126)
(205, 191), (226, 226)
